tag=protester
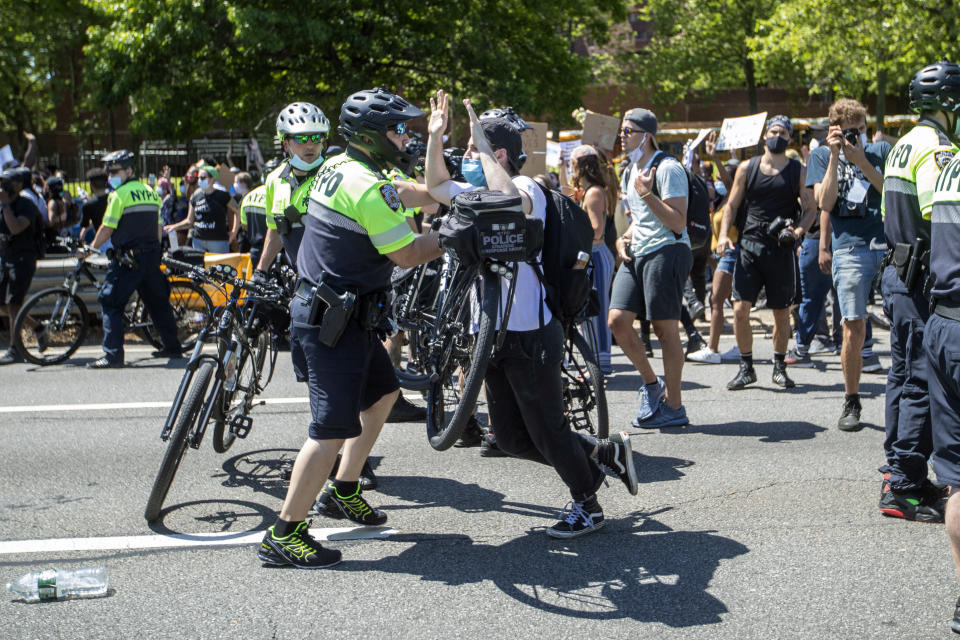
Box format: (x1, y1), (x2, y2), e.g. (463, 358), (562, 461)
(163, 165), (239, 253)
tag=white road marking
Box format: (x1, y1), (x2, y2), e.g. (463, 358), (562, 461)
(0, 526), (396, 555)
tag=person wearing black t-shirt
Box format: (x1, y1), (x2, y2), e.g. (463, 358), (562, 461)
(81, 168), (110, 245)
(0, 168), (43, 365)
(163, 165), (239, 253)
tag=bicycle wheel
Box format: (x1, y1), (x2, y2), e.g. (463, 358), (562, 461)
(425, 269), (499, 451)
(13, 288), (89, 365)
(391, 263), (437, 391)
(562, 327), (608, 440)
(212, 331), (267, 453)
(145, 361), (214, 522)
(137, 280), (213, 351)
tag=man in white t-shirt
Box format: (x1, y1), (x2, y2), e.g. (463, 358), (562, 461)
(424, 90), (637, 539)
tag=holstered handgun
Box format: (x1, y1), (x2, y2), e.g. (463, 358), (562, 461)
(307, 281), (356, 348)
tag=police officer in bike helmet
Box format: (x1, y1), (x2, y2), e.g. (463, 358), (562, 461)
(258, 88), (445, 569)
(87, 150), (183, 368)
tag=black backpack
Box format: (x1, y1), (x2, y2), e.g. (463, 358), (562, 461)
(648, 151), (712, 251)
(532, 183), (595, 327)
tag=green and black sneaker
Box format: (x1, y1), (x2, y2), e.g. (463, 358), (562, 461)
(258, 522), (342, 569)
(314, 482), (388, 526)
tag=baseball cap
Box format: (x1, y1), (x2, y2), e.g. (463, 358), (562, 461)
(479, 118), (523, 172)
(624, 108), (658, 135)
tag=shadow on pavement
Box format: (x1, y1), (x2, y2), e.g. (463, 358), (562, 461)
(216, 447), (302, 500)
(336, 511), (748, 626)
(147, 498), (276, 535)
(662, 420), (828, 443)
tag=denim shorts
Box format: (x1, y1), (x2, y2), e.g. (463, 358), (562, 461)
(191, 237), (231, 254)
(832, 244), (884, 321)
(716, 244), (739, 275)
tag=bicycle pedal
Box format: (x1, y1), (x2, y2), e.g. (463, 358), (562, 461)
(229, 414), (254, 438)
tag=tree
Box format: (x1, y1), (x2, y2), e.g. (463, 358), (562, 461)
(625, 0), (776, 116)
(751, 0), (960, 131)
(82, 0), (627, 141)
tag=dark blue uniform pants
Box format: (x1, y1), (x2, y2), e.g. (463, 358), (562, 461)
(98, 248), (181, 363)
(483, 319), (604, 502)
(925, 313), (960, 488)
(880, 266), (931, 490)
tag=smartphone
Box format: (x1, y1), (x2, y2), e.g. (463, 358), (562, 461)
(148, 173), (156, 186)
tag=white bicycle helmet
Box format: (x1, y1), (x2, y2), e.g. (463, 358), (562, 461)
(276, 102), (331, 138)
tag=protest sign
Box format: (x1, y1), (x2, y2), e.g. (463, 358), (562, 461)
(519, 122), (548, 177)
(581, 112), (621, 151)
(716, 112), (767, 151)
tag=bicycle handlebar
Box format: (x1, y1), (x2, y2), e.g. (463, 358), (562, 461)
(161, 256), (287, 304)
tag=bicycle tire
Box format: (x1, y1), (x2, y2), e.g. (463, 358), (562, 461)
(13, 288), (89, 365)
(391, 264), (438, 392)
(212, 330), (267, 453)
(394, 324), (432, 391)
(145, 361), (214, 522)
(425, 270), (499, 451)
(137, 280), (214, 351)
(563, 327), (608, 440)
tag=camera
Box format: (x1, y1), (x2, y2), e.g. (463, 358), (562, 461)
(767, 216), (796, 248)
(843, 128), (860, 145)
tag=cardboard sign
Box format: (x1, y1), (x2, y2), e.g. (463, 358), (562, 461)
(545, 141), (562, 168)
(559, 139), (582, 178)
(716, 112), (767, 151)
(0, 145), (16, 169)
(519, 122), (549, 178)
(581, 112), (621, 151)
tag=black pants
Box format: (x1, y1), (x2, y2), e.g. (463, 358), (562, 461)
(483, 319), (604, 502)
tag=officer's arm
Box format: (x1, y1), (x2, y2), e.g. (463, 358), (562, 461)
(256, 228), (283, 271)
(89, 224), (114, 251)
(394, 180), (436, 208)
(385, 234), (445, 269)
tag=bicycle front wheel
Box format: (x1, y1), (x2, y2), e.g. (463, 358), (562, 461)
(145, 361), (214, 522)
(136, 280), (213, 351)
(562, 327), (608, 440)
(14, 288), (89, 365)
(425, 270), (499, 451)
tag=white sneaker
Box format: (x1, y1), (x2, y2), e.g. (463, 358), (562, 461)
(720, 344), (741, 362)
(687, 347), (721, 364)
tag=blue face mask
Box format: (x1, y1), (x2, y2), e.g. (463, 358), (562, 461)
(108, 175), (123, 189)
(460, 157), (487, 187)
(714, 180), (727, 197)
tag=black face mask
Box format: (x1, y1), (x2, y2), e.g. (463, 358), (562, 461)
(765, 136), (789, 154)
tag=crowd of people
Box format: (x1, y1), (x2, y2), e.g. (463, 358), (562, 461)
(4, 58), (960, 634)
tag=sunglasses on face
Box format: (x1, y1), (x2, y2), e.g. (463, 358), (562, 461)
(621, 127), (643, 136)
(392, 122), (408, 136)
(288, 134), (325, 144)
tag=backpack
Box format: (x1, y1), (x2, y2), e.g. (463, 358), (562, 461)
(532, 183), (595, 327)
(647, 152), (712, 251)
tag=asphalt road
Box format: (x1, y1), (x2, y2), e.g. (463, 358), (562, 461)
(0, 317), (956, 639)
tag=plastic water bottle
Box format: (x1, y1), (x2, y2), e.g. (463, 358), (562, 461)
(6, 566), (109, 602)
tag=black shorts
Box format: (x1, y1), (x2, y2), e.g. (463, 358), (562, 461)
(609, 242), (693, 321)
(732, 239), (796, 309)
(289, 295), (399, 440)
(0, 254), (38, 306)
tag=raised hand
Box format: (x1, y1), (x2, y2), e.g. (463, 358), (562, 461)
(428, 90), (450, 137)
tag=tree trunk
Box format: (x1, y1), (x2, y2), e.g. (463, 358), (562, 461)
(745, 57), (758, 113)
(876, 67), (887, 134)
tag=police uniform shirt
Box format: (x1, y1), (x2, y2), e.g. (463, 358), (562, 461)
(930, 153), (960, 303)
(298, 151), (414, 295)
(263, 161), (319, 261)
(240, 185), (268, 250)
(881, 117), (957, 247)
(101, 180), (162, 250)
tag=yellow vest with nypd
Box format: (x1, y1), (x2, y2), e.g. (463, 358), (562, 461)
(102, 179), (162, 250)
(297, 151), (414, 294)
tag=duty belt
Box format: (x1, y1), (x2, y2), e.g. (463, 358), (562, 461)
(933, 298), (960, 323)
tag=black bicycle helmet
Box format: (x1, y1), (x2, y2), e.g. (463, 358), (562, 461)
(102, 149), (135, 170)
(479, 106), (533, 131)
(909, 60), (960, 113)
(338, 88), (424, 169)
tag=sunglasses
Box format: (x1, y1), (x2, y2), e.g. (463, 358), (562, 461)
(392, 122), (408, 136)
(288, 133), (326, 144)
(621, 127), (643, 136)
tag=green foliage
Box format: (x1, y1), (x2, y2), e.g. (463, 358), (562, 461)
(81, 0), (627, 140)
(751, 0), (960, 102)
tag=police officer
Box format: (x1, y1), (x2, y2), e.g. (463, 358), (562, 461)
(877, 61), (960, 522)
(258, 88), (445, 569)
(254, 102), (330, 275)
(239, 181), (267, 269)
(86, 150), (182, 369)
(926, 136), (960, 635)
(0, 167), (43, 365)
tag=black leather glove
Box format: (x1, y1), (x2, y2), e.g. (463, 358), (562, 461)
(252, 269), (269, 285)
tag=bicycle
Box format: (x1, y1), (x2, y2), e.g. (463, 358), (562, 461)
(561, 318), (608, 440)
(12, 239), (213, 365)
(144, 258), (291, 523)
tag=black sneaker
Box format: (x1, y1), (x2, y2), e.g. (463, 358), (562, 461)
(727, 362), (757, 390)
(596, 431), (638, 496)
(479, 431), (507, 457)
(837, 398), (862, 431)
(258, 522), (342, 569)
(684, 333), (706, 359)
(878, 480), (946, 523)
(328, 455), (378, 491)
(87, 356), (123, 369)
(771, 363), (795, 388)
(386, 395), (427, 423)
(454, 415), (484, 448)
(952, 596), (960, 634)
(151, 347), (184, 359)
(546, 501), (605, 539)
(314, 482), (388, 526)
